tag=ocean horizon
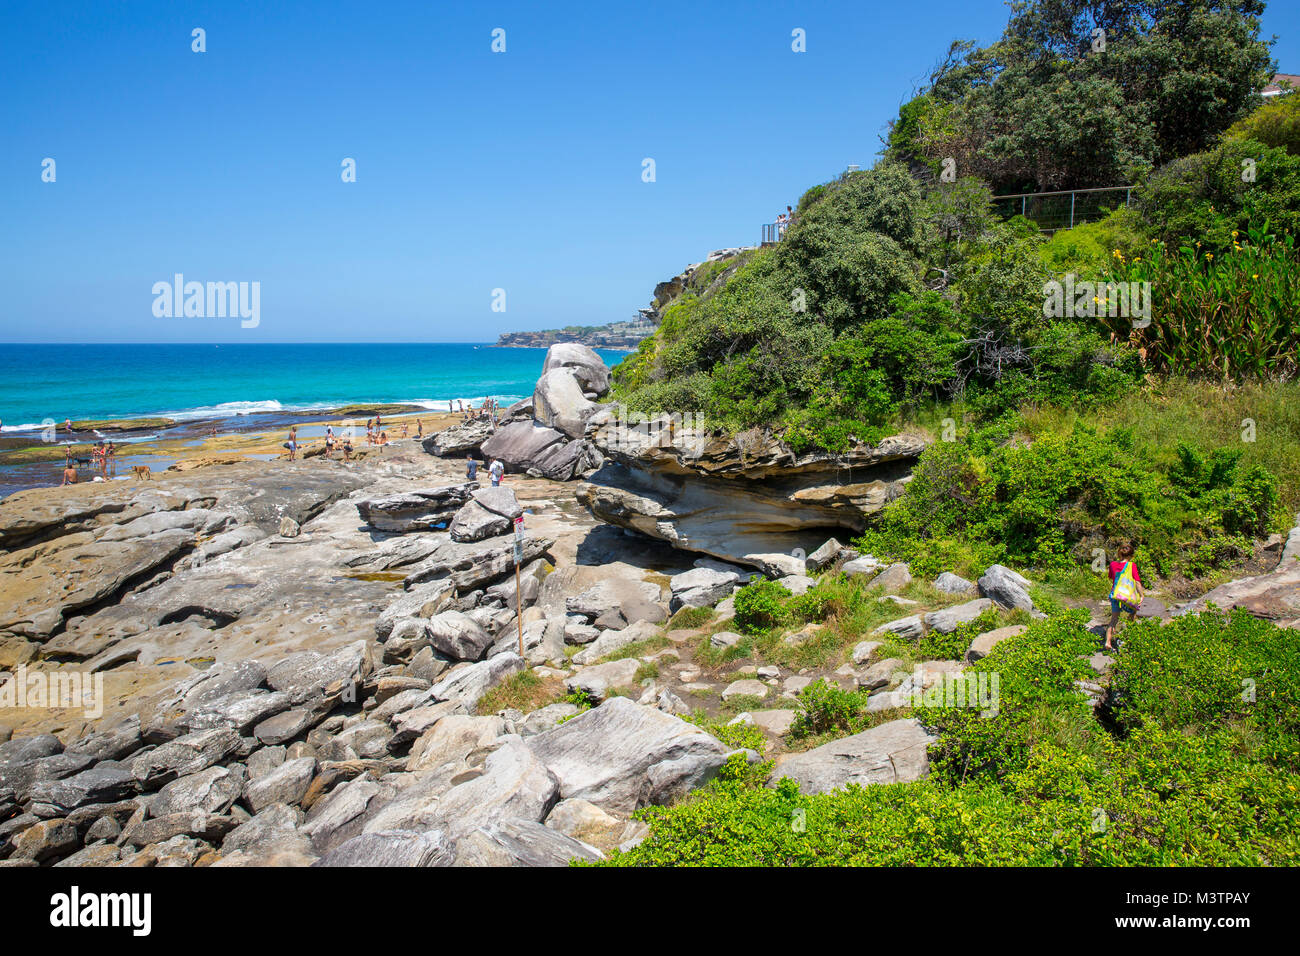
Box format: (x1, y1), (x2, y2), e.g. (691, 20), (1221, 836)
(0, 342), (631, 430)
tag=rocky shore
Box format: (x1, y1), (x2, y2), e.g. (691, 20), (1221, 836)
(2, 343), (1295, 868)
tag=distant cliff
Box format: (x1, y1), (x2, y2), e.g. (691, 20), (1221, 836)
(494, 317), (657, 350)
(495, 247), (755, 351)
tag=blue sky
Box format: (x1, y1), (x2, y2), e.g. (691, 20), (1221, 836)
(2, 0), (1296, 344)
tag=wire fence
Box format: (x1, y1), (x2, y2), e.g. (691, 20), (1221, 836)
(991, 186), (1133, 233)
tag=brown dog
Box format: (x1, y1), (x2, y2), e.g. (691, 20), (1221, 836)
(131, 465), (152, 481)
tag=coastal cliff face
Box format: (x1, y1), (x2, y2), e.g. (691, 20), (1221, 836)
(577, 415), (927, 568)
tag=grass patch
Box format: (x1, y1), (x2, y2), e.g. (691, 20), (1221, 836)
(477, 669), (561, 715)
(634, 661), (659, 682)
(720, 693), (767, 715)
(600, 634), (670, 663)
(667, 605), (715, 630)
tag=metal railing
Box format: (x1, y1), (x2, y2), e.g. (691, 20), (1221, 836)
(991, 185), (1133, 233)
(761, 221), (791, 245)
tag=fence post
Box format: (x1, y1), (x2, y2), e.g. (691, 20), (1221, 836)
(1022, 196), (1026, 217)
(1069, 192), (1076, 229)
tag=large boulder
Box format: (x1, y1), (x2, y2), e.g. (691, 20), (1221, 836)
(1177, 518), (1300, 627)
(542, 343), (612, 396)
(402, 535), (556, 593)
(429, 652), (525, 710)
(453, 818), (603, 866)
(314, 830), (454, 867)
(572, 619), (660, 666)
(966, 624), (1027, 663)
(565, 578), (665, 625)
(933, 572), (977, 596)
(525, 698), (733, 814)
(922, 598), (995, 634)
(424, 610), (494, 661)
(448, 486), (522, 543)
(576, 429), (925, 569)
(533, 369), (600, 440)
(355, 484), (478, 533)
(422, 419), (494, 457)
(771, 718), (935, 794)
(479, 421), (568, 472)
(978, 565), (1034, 612)
(669, 567), (740, 611)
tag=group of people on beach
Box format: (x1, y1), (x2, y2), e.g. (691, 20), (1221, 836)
(284, 412), (438, 463)
(60, 439), (118, 485)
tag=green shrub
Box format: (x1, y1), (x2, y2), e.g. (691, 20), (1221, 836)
(733, 580), (792, 635)
(917, 608), (1001, 661)
(1109, 609), (1300, 770)
(788, 679), (882, 741)
(1225, 89), (1300, 155)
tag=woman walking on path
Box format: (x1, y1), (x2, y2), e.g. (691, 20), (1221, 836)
(1105, 542), (1144, 651)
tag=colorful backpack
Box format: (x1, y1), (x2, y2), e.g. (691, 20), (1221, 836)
(1111, 561), (1141, 610)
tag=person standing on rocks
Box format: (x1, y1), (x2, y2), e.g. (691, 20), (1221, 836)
(466, 453), (478, 481)
(489, 458), (505, 487)
(286, 426), (298, 462)
(1105, 542), (1144, 651)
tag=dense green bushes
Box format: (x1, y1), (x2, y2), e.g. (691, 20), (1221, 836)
(595, 610), (1300, 866)
(1135, 138), (1300, 248)
(857, 420), (1281, 579)
(1226, 87), (1300, 154)
(888, 0), (1273, 192)
(1110, 608), (1300, 770)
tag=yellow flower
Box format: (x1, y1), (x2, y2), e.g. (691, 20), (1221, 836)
(1206, 253), (1214, 260)
(1253, 273), (1259, 279)
(1232, 230), (1239, 238)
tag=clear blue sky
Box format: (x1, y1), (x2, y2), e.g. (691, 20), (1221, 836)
(2, 0), (1296, 343)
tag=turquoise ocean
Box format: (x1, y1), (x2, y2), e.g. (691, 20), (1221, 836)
(0, 343), (630, 430)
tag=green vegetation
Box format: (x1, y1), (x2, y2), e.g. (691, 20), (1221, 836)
(476, 669), (560, 715)
(586, 1), (1300, 868)
(597, 610), (1300, 866)
(916, 608), (1001, 661)
(666, 605), (714, 630)
(1226, 83), (1300, 154)
(857, 417), (1281, 580)
(788, 678), (903, 744)
(888, 0), (1273, 192)
(733, 580), (793, 634)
